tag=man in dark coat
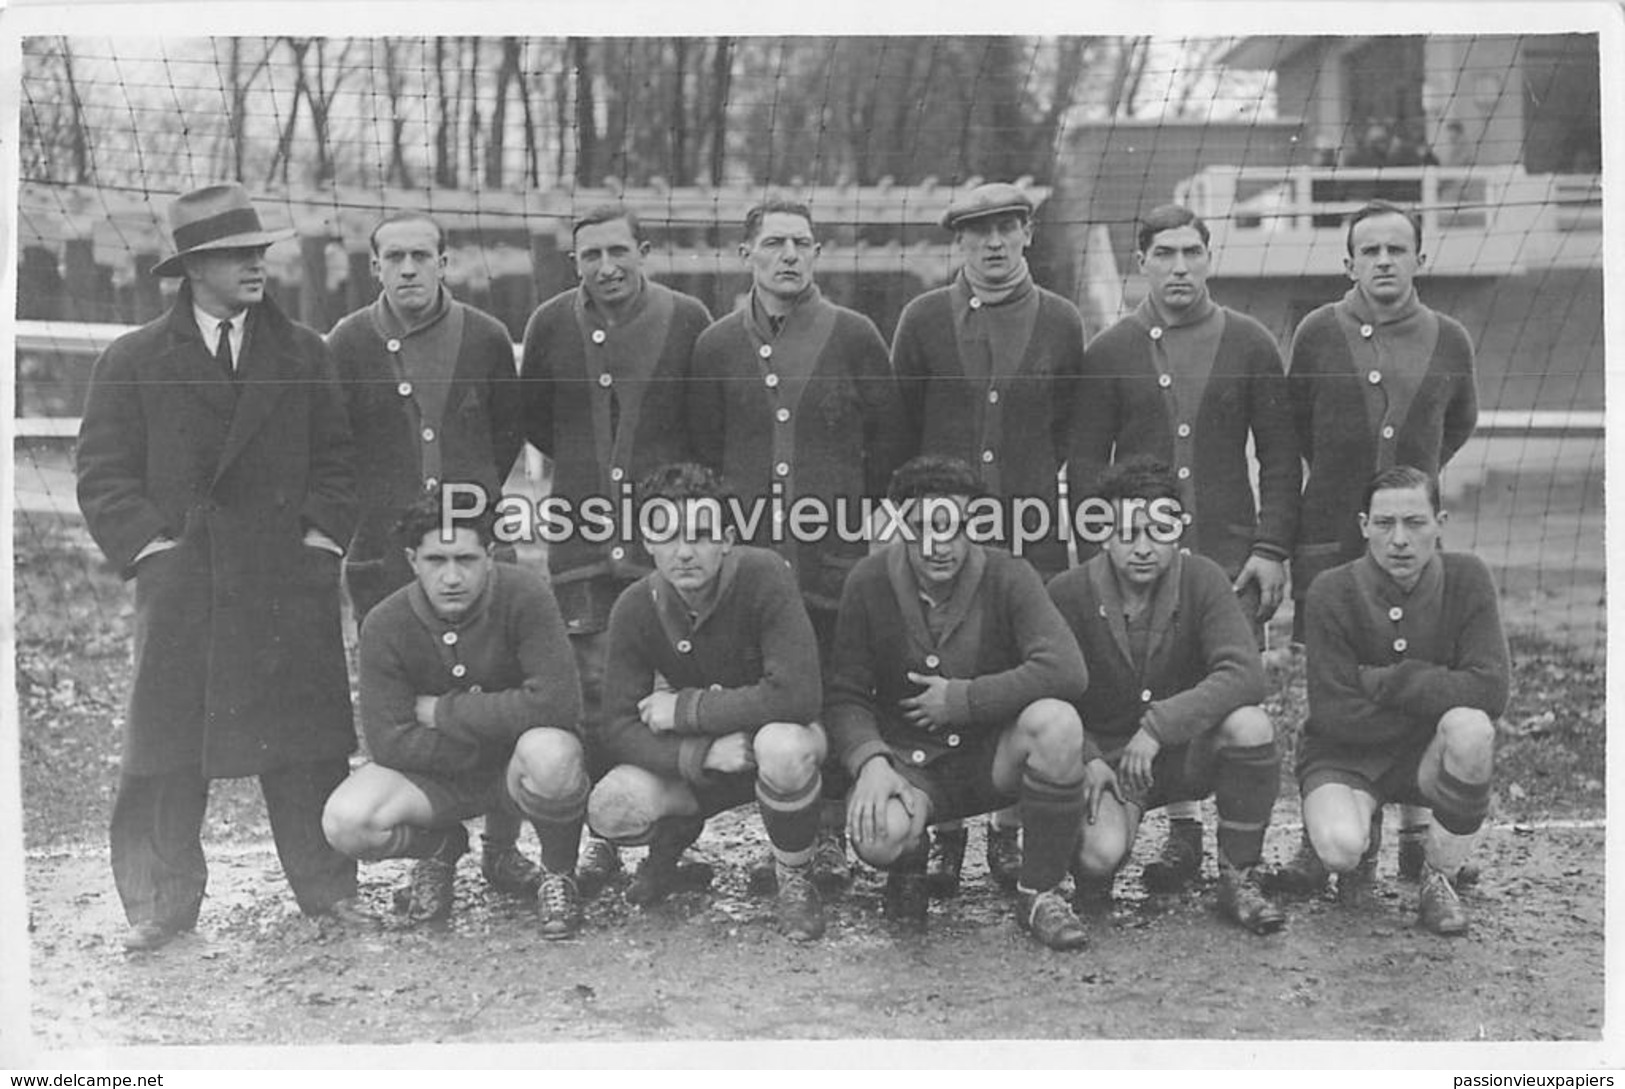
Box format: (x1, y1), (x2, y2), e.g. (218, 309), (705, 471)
(327, 210), (535, 899)
(1071, 203), (1300, 896)
(76, 183), (362, 952)
(519, 204), (713, 892)
(889, 182), (1087, 897)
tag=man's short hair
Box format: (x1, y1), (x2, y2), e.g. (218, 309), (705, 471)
(369, 211), (446, 255)
(635, 462), (736, 528)
(1136, 204), (1210, 255)
(886, 455), (984, 505)
(1345, 200), (1423, 256)
(743, 199), (815, 244)
(572, 204), (646, 246)
(1090, 454), (1182, 508)
(1362, 464), (1440, 514)
(394, 489), (497, 552)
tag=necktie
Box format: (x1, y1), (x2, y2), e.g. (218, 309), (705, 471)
(215, 319), (234, 378)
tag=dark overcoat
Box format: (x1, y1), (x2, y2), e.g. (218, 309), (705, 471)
(76, 283), (358, 779)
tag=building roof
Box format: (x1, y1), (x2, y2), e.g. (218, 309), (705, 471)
(1221, 36), (1342, 71)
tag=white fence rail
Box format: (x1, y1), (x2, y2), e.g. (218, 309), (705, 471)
(11, 321), (1606, 441)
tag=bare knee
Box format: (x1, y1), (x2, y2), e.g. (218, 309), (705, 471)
(1074, 827), (1131, 877)
(1438, 707), (1495, 758)
(322, 777), (387, 857)
(586, 765), (663, 844)
(752, 721), (823, 794)
(1014, 698), (1084, 771)
(510, 727), (587, 799)
(1305, 811), (1370, 873)
(1217, 705), (1274, 748)
(848, 798), (920, 868)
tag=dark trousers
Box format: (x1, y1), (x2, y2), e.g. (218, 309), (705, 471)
(110, 758), (356, 928)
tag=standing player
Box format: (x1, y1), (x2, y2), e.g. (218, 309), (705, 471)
(825, 456), (1093, 950)
(520, 205), (713, 891)
(1071, 204), (1299, 896)
(1291, 467), (1507, 933)
(1284, 200), (1480, 882)
(1048, 458), (1285, 933)
(890, 181), (1087, 895)
(586, 463), (829, 940)
(322, 494), (589, 937)
(687, 198), (912, 892)
(328, 211), (534, 898)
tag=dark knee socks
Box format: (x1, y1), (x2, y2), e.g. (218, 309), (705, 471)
(1429, 764), (1490, 836)
(513, 776), (590, 875)
(1017, 769), (1086, 891)
(1215, 741), (1279, 869)
(757, 773), (822, 864)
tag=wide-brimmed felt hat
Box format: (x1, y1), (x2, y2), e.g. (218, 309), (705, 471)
(150, 182), (295, 277)
(940, 182), (1035, 231)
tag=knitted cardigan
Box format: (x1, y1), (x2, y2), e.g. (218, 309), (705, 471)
(520, 280), (713, 631)
(825, 542), (1089, 777)
(1302, 552), (1509, 751)
(328, 297), (524, 608)
(687, 287), (911, 614)
(358, 563), (583, 775)
(1287, 287), (1477, 600)
(891, 275), (1087, 578)
(1072, 298), (1299, 574)
(596, 546), (822, 786)
(1047, 550), (1267, 751)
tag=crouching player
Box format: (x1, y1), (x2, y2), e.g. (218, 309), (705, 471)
(825, 456), (1093, 950)
(1048, 457), (1285, 933)
(322, 493), (590, 937)
(585, 464), (829, 941)
(1289, 465), (1507, 934)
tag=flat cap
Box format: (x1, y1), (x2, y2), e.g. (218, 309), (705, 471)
(940, 182), (1034, 230)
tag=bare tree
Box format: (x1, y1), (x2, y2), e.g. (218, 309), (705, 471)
(267, 37), (308, 186)
(303, 38), (355, 184)
(485, 36), (524, 188)
(513, 40), (541, 187)
(379, 38), (415, 188)
(464, 37), (481, 189)
(1106, 36), (1153, 118)
(433, 37), (458, 188)
(707, 36), (733, 186)
(571, 37), (598, 185)
(670, 38), (690, 185)
(221, 38), (274, 183)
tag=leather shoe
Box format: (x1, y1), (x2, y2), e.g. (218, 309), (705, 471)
(318, 897), (379, 930)
(122, 921), (179, 953)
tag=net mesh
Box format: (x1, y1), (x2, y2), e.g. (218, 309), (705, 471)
(13, 33), (1605, 655)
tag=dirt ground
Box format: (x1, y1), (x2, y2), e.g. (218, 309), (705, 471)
(16, 810), (1609, 1050)
(7, 503), (1612, 1060)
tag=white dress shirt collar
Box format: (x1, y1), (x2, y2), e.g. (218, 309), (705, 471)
(193, 303), (248, 368)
